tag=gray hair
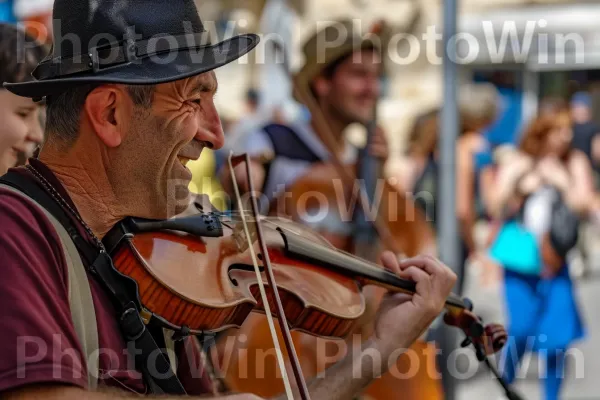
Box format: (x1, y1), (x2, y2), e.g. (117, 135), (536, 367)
(45, 84), (155, 143)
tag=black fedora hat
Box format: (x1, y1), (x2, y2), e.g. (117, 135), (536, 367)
(4, 0), (260, 99)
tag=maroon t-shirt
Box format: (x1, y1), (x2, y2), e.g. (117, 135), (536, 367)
(0, 160), (218, 395)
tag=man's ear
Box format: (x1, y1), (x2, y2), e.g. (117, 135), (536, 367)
(84, 85), (128, 147)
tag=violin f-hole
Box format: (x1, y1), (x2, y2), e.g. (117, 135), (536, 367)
(228, 263), (265, 287)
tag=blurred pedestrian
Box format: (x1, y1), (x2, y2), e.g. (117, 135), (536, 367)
(402, 107), (438, 195)
(566, 92), (600, 276)
(538, 96), (567, 118)
(570, 91), (600, 181)
(483, 109), (593, 400)
(408, 83), (500, 293)
(0, 23), (46, 175)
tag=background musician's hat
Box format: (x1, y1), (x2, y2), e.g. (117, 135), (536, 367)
(3, 0), (260, 100)
(294, 18), (381, 95)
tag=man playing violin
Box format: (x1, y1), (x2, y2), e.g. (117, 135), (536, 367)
(0, 1), (457, 399)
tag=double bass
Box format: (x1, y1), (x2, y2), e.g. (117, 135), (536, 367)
(218, 22), (443, 399)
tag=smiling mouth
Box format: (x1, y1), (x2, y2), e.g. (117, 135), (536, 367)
(178, 156), (190, 167)
(177, 142), (206, 171)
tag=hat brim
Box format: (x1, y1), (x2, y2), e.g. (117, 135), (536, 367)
(4, 34), (259, 98)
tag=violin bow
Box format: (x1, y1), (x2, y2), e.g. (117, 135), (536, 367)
(228, 152), (311, 400)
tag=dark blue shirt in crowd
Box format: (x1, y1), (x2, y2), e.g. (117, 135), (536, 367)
(571, 121), (599, 166)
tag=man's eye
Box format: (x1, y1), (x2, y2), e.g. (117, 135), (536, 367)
(190, 99), (201, 105)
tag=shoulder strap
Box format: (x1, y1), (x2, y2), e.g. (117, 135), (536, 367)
(0, 183), (99, 390)
(0, 172), (186, 395)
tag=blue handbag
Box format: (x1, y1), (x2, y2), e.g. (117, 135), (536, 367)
(489, 220), (542, 275)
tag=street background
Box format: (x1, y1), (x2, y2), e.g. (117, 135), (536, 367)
(4, 1), (600, 399)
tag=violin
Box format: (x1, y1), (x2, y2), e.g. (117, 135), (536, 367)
(103, 153), (508, 400)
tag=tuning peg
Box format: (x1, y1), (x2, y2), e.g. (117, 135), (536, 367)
(462, 297), (474, 311)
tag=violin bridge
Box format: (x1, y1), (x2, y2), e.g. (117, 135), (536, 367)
(232, 219), (258, 252)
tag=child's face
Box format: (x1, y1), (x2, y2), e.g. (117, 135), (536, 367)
(0, 90), (44, 174)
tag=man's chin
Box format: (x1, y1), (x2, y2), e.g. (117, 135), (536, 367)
(345, 109), (373, 126)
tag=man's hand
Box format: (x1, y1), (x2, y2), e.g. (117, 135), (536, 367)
(285, 252), (457, 400)
(372, 252), (457, 355)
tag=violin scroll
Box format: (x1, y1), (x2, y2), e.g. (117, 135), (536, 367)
(443, 305), (522, 400)
(443, 305), (507, 360)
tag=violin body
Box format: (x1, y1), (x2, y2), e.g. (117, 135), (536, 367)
(105, 215), (371, 337)
(104, 211), (446, 398)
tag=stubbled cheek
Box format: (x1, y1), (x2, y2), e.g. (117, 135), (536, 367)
(182, 114), (199, 139)
(164, 107), (195, 135)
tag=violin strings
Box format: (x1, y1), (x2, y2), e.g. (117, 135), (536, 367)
(208, 202), (401, 277)
(210, 210), (387, 271)
(213, 210), (309, 238)
(210, 210), (292, 230)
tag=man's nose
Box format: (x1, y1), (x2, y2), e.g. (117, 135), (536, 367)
(196, 102), (224, 149)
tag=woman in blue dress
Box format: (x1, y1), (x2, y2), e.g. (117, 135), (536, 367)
(482, 109), (593, 400)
